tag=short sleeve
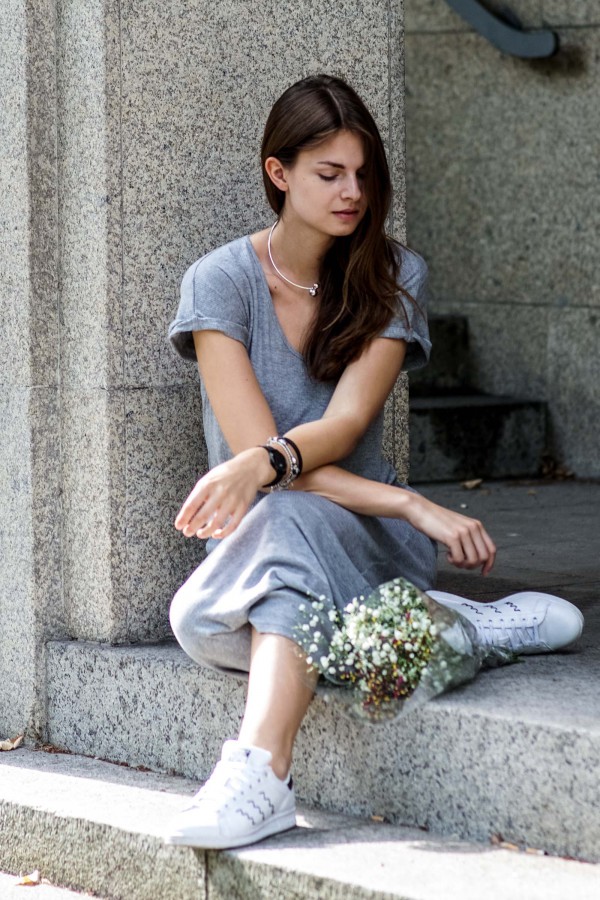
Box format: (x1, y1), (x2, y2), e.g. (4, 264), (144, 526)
(168, 247), (250, 362)
(379, 247), (432, 371)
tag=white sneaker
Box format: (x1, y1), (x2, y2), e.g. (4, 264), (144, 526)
(163, 740), (296, 849)
(428, 590), (584, 655)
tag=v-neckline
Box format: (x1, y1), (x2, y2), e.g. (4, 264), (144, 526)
(244, 235), (306, 361)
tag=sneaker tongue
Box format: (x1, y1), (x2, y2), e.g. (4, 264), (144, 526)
(221, 740), (272, 768)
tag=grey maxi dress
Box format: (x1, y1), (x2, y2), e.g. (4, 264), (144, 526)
(167, 235), (438, 675)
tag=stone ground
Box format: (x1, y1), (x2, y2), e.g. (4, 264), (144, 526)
(1, 477), (598, 896)
(420, 477), (599, 616)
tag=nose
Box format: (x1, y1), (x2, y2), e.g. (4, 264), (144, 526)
(341, 174), (362, 202)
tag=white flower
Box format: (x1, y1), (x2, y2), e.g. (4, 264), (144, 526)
(320, 656), (329, 669)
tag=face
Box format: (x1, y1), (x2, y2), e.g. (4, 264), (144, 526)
(268, 130), (369, 238)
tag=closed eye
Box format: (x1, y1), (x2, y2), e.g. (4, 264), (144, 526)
(318, 174), (337, 181)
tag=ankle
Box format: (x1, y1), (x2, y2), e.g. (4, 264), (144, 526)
(269, 752), (292, 781)
(235, 735), (291, 780)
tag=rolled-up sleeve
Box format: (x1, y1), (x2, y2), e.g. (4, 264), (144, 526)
(168, 250), (250, 362)
(379, 248), (432, 371)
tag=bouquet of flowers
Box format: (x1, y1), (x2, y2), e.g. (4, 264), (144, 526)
(295, 577), (521, 723)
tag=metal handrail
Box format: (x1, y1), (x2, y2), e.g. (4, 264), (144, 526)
(444, 1), (559, 58)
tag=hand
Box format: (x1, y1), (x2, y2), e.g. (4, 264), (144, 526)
(404, 494), (496, 576)
(174, 447), (272, 540)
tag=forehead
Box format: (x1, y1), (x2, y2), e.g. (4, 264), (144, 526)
(301, 130), (365, 167)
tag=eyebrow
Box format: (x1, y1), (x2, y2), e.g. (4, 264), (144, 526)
(316, 161), (365, 170)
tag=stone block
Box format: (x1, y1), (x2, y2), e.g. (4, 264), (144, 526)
(547, 307), (600, 476)
(5, 749), (600, 900)
(0, 0), (58, 390)
(61, 384), (204, 642)
(60, 387), (127, 642)
(0, 387), (63, 737)
(57, 0), (123, 391)
(406, 29), (600, 309)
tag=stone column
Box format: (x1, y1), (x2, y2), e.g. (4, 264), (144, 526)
(1, 0), (407, 737)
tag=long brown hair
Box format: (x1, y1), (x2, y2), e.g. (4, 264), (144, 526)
(261, 74), (416, 382)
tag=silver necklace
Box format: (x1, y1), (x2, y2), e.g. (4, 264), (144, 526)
(267, 221), (320, 297)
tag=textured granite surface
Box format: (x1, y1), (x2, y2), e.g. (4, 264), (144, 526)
(0, 0), (62, 739)
(0, 751), (204, 900)
(46, 626), (600, 863)
(61, 385), (203, 642)
(405, 17), (600, 475)
(1, 749), (599, 900)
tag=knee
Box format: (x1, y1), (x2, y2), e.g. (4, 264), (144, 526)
(169, 580), (205, 655)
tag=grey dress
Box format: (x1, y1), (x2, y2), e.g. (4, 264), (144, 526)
(167, 235), (437, 674)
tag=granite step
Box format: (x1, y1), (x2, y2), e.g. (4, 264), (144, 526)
(408, 393), (547, 482)
(44, 606), (600, 866)
(1, 748), (598, 900)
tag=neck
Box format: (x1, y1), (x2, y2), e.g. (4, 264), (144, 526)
(270, 216), (333, 285)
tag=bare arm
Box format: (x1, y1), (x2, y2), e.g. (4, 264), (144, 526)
(293, 466), (496, 576)
(174, 330), (495, 574)
(175, 329), (405, 538)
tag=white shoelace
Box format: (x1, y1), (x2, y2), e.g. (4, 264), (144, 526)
(473, 615), (546, 651)
(190, 759), (265, 809)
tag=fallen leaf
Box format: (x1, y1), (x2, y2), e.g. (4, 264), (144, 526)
(0, 734), (24, 751)
(499, 841), (520, 851)
(462, 478), (483, 490)
(16, 869), (40, 886)
(371, 815), (384, 823)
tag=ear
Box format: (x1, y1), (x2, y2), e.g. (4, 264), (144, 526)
(264, 156), (289, 193)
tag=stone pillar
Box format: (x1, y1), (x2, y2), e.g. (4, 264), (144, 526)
(1, 0), (407, 737)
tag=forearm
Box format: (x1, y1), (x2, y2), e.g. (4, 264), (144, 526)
(292, 464), (414, 518)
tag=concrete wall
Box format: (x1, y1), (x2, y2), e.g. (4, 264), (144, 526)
(0, 0), (408, 736)
(405, 1), (600, 476)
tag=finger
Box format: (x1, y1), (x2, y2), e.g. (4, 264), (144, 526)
(481, 530), (497, 576)
(468, 524), (492, 570)
(183, 489), (224, 537)
(457, 527), (481, 569)
(175, 484), (209, 531)
(211, 508), (244, 540)
(446, 537), (467, 568)
(194, 504), (230, 539)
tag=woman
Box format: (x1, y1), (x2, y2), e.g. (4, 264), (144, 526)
(164, 75), (583, 850)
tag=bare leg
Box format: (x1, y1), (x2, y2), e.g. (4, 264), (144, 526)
(237, 629), (318, 780)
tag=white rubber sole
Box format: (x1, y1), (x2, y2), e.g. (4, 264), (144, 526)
(164, 808), (297, 850)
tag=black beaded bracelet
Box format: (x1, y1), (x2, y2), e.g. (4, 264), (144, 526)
(259, 444), (288, 488)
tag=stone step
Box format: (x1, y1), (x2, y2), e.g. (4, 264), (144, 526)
(1, 748), (599, 900)
(44, 626), (600, 865)
(409, 314), (472, 396)
(409, 394), (547, 482)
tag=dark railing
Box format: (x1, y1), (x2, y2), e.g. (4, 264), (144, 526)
(444, 1), (559, 58)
